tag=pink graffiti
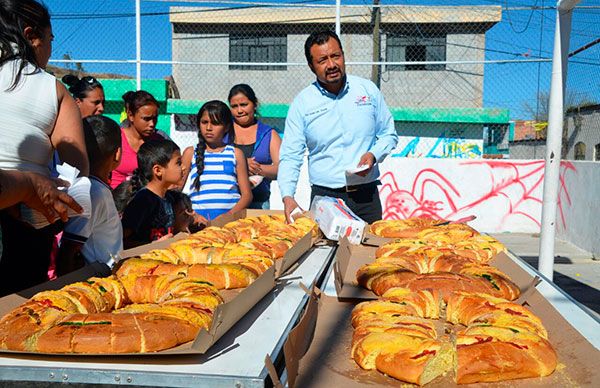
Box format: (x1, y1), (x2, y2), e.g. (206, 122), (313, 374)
(380, 160), (576, 229)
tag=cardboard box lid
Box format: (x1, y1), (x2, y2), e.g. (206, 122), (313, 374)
(294, 291), (600, 387)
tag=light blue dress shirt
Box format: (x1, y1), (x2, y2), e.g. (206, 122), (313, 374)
(278, 74), (398, 198)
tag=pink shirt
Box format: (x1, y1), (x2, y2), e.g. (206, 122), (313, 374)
(110, 128), (165, 189)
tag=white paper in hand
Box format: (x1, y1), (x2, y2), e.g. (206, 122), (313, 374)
(56, 163), (92, 220)
(345, 164), (370, 186)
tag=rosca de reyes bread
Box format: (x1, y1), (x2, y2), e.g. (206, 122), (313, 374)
(356, 224), (519, 301)
(350, 289), (557, 385)
(127, 215), (318, 273)
(0, 274), (222, 354)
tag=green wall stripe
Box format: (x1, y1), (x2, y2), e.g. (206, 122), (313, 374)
(99, 79), (168, 101)
(96, 79), (510, 127)
(166, 99), (509, 124)
(389, 107), (510, 124)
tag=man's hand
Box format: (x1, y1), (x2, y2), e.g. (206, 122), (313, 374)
(247, 157), (262, 175)
(283, 196), (301, 224)
(23, 172), (83, 223)
(356, 152), (376, 177)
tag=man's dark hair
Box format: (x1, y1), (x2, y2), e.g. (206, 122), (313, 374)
(304, 30), (343, 64)
(83, 115), (121, 163)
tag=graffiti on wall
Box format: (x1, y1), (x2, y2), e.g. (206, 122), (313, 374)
(392, 130), (483, 159)
(378, 159), (576, 233)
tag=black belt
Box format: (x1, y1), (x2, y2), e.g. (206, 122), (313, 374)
(312, 181), (379, 193)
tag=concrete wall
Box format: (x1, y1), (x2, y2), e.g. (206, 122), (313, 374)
(379, 33), (484, 108)
(171, 30), (485, 108)
(394, 122), (484, 158)
(271, 157), (585, 236)
(555, 161), (600, 257)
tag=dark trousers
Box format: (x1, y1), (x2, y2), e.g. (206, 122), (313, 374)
(311, 182), (383, 224)
(0, 211), (62, 296)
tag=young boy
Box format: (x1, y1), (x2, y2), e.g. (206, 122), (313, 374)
(57, 116), (123, 275)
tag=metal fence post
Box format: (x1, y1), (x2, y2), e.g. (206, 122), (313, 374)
(538, 0), (579, 280)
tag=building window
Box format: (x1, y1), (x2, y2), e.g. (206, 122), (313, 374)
(594, 143), (600, 161)
(229, 35), (286, 70)
(574, 141), (586, 160)
(386, 34), (446, 71)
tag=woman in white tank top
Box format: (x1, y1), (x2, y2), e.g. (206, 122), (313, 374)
(0, 0), (89, 296)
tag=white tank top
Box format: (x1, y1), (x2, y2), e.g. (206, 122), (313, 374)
(0, 59), (57, 176)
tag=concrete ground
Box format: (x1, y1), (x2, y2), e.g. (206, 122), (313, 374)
(491, 232), (600, 319)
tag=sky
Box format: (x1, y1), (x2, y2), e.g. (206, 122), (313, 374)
(44, 0), (600, 119)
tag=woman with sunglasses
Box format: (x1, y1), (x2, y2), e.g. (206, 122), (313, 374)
(62, 75), (105, 118)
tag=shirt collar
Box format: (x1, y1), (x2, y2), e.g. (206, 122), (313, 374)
(314, 75), (349, 98)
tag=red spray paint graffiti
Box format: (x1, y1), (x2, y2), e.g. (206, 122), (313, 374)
(379, 160), (576, 231)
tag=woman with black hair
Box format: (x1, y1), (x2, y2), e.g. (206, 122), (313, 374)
(228, 84), (281, 209)
(0, 0), (88, 295)
(62, 74), (105, 118)
(110, 90), (167, 189)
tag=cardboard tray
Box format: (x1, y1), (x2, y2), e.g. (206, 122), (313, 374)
(0, 210), (313, 356)
(334, 237), (540, 300)
(292, 290), (600, 387)
(0, 262), (277, 356)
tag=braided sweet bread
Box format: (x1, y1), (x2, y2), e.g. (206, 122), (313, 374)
(128, 215), (318, 275)
(369, 217), (445, 238)
(357, 225), (518, 301)
(0, 274), (223, 353)
(351, 289), (557, 385)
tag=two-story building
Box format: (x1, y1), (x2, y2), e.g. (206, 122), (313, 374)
(168, 5), (509, 158)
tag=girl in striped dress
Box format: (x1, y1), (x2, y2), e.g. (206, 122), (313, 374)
(181, 100), (253, 221)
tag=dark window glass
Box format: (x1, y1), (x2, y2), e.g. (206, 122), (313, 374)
(574, 141), (586, 160)
(229, 35), (287, 71)
(386, 34), (446, 71)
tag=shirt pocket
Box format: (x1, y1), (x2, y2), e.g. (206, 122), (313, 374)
(222, 159), (236, 177)
(345, 103), (377, 143)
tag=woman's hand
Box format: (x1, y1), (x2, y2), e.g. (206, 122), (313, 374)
(24, 172), (83, 223)
(247, 157), (262, 175)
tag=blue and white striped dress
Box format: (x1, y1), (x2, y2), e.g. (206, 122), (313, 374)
(184, 145), (241, 220)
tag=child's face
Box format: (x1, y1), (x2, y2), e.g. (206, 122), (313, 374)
(161, 150), (184, 184)
(199, 111), (227, 145)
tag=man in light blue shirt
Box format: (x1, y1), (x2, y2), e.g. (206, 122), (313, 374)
(278, 30), (398, 223)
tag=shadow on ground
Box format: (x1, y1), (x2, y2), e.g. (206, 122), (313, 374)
(520, 256), (600, 317)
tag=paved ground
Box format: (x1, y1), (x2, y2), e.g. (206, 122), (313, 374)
(491, 232), (600, 319)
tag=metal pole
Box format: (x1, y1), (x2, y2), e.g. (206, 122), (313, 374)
(371, 0), (381, 88)
(538, 2), (577, 280)
(335, 0), (341, 36)
(135, 0), (141, 90)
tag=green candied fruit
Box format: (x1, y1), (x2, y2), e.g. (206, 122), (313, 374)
(481, 274), (501, 290)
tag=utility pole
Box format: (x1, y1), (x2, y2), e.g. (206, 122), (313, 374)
(371, 0), (381, 88)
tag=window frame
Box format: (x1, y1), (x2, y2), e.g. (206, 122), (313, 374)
(385, 33), (447, 71)
(229, 34), (287, 71)
(574, 141), (586, 160)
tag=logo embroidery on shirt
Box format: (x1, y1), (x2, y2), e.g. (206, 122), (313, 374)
(355, 95), (372, 106)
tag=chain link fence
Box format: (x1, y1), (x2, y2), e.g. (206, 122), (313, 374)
(45, 0), (600, 160)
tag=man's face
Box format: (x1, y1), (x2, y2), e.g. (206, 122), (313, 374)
(309, 38), (345, 91)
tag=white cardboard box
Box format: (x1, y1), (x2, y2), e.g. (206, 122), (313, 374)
(310, 196), (366, 245)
